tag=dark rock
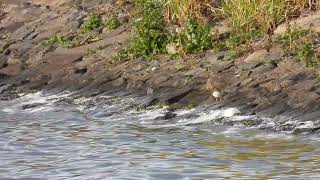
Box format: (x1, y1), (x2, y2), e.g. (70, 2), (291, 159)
(238, 62), (262, 71)
(154, 111), (177, 120)
(22, 103), (46, 110)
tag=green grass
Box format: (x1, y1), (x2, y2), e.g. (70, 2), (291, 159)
(104, 16), (121, 32)
(81, 14), (103, 32)
(172, 17), (214, 54)
(42, 13), (120, 49)
(113, 0), (170, 61)
(42, 35), (73, 48)
(113, 0), (215, 62)
(218, 0), (314, 36)
(42, 32), (100, 49)
(276, 27), (320, 67)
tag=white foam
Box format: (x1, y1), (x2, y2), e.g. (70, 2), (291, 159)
(223, 108), (241, 118)
(1, 108), (15, 113)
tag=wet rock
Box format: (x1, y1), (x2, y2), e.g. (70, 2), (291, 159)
(22, 103), (46, 110)
(154, 111), (177, 120)
(158, 88), (193, 104)
(293, 121), (319, 134)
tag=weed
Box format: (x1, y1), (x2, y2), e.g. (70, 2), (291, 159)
(104, 16), (121, 32)
(276, 27), (320, 67)
(82, 14), (103, 32)
(72, 33), (100, 47)
(175, 62), (188, 70)
(218, 0), (316, 37)
(172, 17), (214, 55)
(42, 35), (73, 48)
(42, 32), (100, 49)
(112, 48), (129, 63)
(114, 0), (170, 61)
(161, 0), (216, 25)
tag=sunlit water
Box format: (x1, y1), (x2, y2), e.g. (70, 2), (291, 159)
(0, 92), (319, 179)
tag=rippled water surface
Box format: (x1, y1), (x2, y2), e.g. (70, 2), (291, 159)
(0, 92), (319, 179)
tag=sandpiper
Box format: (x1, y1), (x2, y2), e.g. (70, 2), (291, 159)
(212, 89), (223, 103)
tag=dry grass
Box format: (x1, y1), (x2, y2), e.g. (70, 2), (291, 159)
(161, 0), (216, 25)
(218, 0), (319, 35)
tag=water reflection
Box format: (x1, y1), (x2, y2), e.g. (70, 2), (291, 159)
(0, 93), (319, 179)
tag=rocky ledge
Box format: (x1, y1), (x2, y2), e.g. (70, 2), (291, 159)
(1, 0), (320, 133)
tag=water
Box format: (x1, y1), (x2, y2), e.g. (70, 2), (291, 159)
(0, 92), (319, 179)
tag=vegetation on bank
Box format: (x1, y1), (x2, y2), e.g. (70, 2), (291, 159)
(112, 0), (320, 67)
(277, 27), (320, 67)
(41, 0), (320, 67)
(42, 13), (121, 48)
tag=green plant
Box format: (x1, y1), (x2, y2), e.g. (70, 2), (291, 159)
(218, 0), (315, 37)
(82, 14), (103, 32)
(42, 32), (100, 49)
(173, 17), (214, 54)
(104, 16), (121, 32)
(114, 0), (170, 61)
(42, 35), (73, 48)
(276, 27), (320, 67)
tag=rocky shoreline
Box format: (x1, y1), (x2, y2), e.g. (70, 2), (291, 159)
(1, 0), (320, 133)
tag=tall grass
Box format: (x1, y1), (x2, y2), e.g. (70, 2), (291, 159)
(219, 0), (318, 35)
(160, 0), (216, 25)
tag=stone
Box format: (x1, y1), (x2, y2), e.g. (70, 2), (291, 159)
(150, 75), (169, 87)
(244, 46), (284, 63)
(22, 103), (46, 110)
(252, 63), (277, 74)
(111, 77), (125, 87)
(280, 80), (296, 88)
(0, 54), (8, 68)
(241, 78), (253, 87)
(205, 75), (228, 91)
(7, 57), (21, 65)
(0, 64), (23, 76)
(154, 111), (177, 120)
(238, 62), (261, 71)
(274, 11), (320, 35)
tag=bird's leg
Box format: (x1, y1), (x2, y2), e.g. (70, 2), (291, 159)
(219, 97), (223, 103)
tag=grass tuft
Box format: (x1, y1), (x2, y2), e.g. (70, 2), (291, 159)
(82, 14), (103, 32)
(276, 26), (320, 67)
(113, 0), (170, 61)
(161, 0), (216, 25)
(104, 16), (121, 32)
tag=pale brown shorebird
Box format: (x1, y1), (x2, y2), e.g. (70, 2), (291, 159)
(212, 89), (223, 103)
